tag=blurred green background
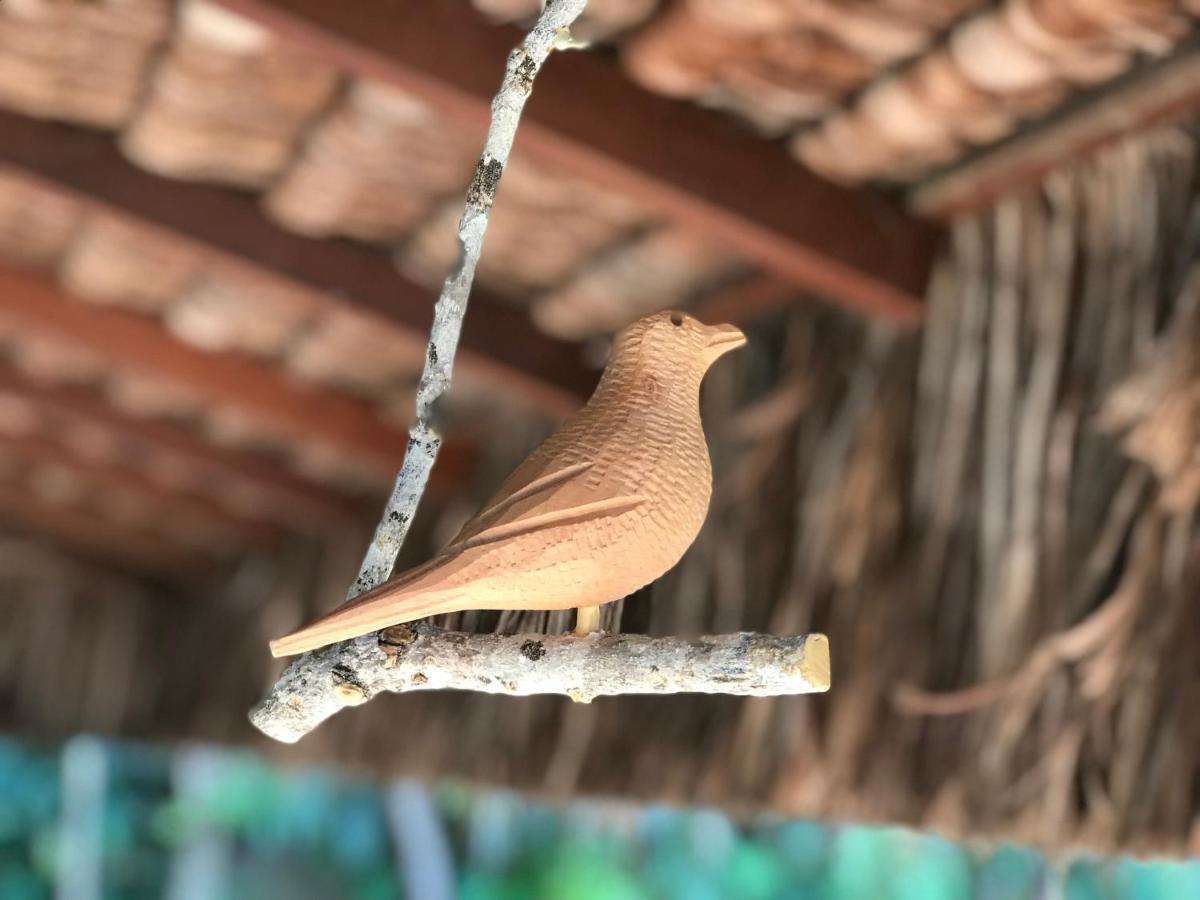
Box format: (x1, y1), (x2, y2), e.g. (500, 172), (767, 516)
(1, 737), (1196, 900)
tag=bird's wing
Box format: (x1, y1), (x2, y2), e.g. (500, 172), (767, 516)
(269, 458), (647, 658)
(448, 460), (597, 547)
(456, 493), (647, 550)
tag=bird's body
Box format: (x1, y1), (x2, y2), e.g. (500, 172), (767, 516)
(270, 311), (745, 657)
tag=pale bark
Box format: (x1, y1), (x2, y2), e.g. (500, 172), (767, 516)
(252, 626), (831, 744)
(345, 0), (591, 598)
(253, 0), (591, 740)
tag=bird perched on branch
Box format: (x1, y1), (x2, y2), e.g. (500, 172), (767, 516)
(270, 311), (746, 657)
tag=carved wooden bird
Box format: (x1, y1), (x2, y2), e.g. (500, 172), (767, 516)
(270, 310), (746, 657)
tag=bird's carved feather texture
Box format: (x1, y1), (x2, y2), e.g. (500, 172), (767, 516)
(270, 312), (745, 657)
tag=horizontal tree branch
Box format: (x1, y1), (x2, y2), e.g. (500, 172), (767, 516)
(251, 625), (831, 743)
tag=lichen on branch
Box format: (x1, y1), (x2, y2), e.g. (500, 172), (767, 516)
(252, 626), (831, 744)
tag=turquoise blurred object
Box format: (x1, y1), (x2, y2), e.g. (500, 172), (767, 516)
(0, 737), (1196, 900)
(976, 843), (1045, 899)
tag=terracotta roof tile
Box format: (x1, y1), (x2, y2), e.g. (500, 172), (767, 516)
(203, 477), (280, 520)
(622, 3), (848, 132)
(283, 306), (424, 398)
(785, 0), (935, 65)
(105, 370), (208, 423)
(719, 30), (876, 132)
(56, 419), (129, 468)
(398, 153), (648, 297)
(622, 0), (984, 134)
(121, 0), (339, 186)
(266, 81), (479, 241)
(135, 448), (207, 493)
(855, 77), (961, 166)
(0, 394), (39, 437)
(3, 333), (111, 387)
(202, 403), (387, 491)
(163, 275), (323, 360)
(532, 226), (746, 339)
(2, 449), (236, 554)
(1003, 0), (1130, 83)
(290, 442), (386, 493)
(0, 172), (79, 268)
(471, 0), (659, 41)
(96, 484), (160, 529)
(904, 52), (1015, 144)
(792, 0), (1190, 184)
(0, 0), (169, 128)
(0, 318), (403, 499)
(27, 461), (91, 507)
(201, 405), (291, 455)
(59, 219), (198, 313)
(949, 14), (1065, 94)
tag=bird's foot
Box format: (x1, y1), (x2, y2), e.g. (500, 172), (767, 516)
(573, 605), (600, 636)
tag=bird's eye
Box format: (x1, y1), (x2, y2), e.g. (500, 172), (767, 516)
(669, 312), (684, 327)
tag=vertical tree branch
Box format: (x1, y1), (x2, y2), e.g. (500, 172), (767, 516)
(348, 0), (590, 598)
(252, 2), (591, 737)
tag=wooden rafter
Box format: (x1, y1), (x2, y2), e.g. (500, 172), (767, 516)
(911, 39), (1200, 219)
(0, 480), (209, 575)
(0, 429), (281, 549)
(0, 108), (591, 416)
(210, 0), (940, 323)
(0, 266), (425, 475)
(0, 368), (360, 528)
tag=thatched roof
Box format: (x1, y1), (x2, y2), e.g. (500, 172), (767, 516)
(0, 0), (1197, 856)
(4, 122), (1198, 852)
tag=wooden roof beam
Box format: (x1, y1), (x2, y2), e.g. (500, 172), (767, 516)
(0, 429), (282, 549)
(0, 109), (591, 415)
(911, 40), (1200, 219)
(210, 0), (940, 323)
(0, 480), (209, 576)
(0, 266), (430, 477)
(0, 368), (360, 529)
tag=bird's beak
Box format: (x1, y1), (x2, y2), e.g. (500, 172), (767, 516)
(701, 322), (746, 364)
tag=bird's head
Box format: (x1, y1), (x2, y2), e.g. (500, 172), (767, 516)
(611, 311), (746, 377)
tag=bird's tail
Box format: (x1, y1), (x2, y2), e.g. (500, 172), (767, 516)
(268, 560), (459, 658)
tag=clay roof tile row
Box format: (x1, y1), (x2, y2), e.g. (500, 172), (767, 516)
(793, 0), (1191, 184)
